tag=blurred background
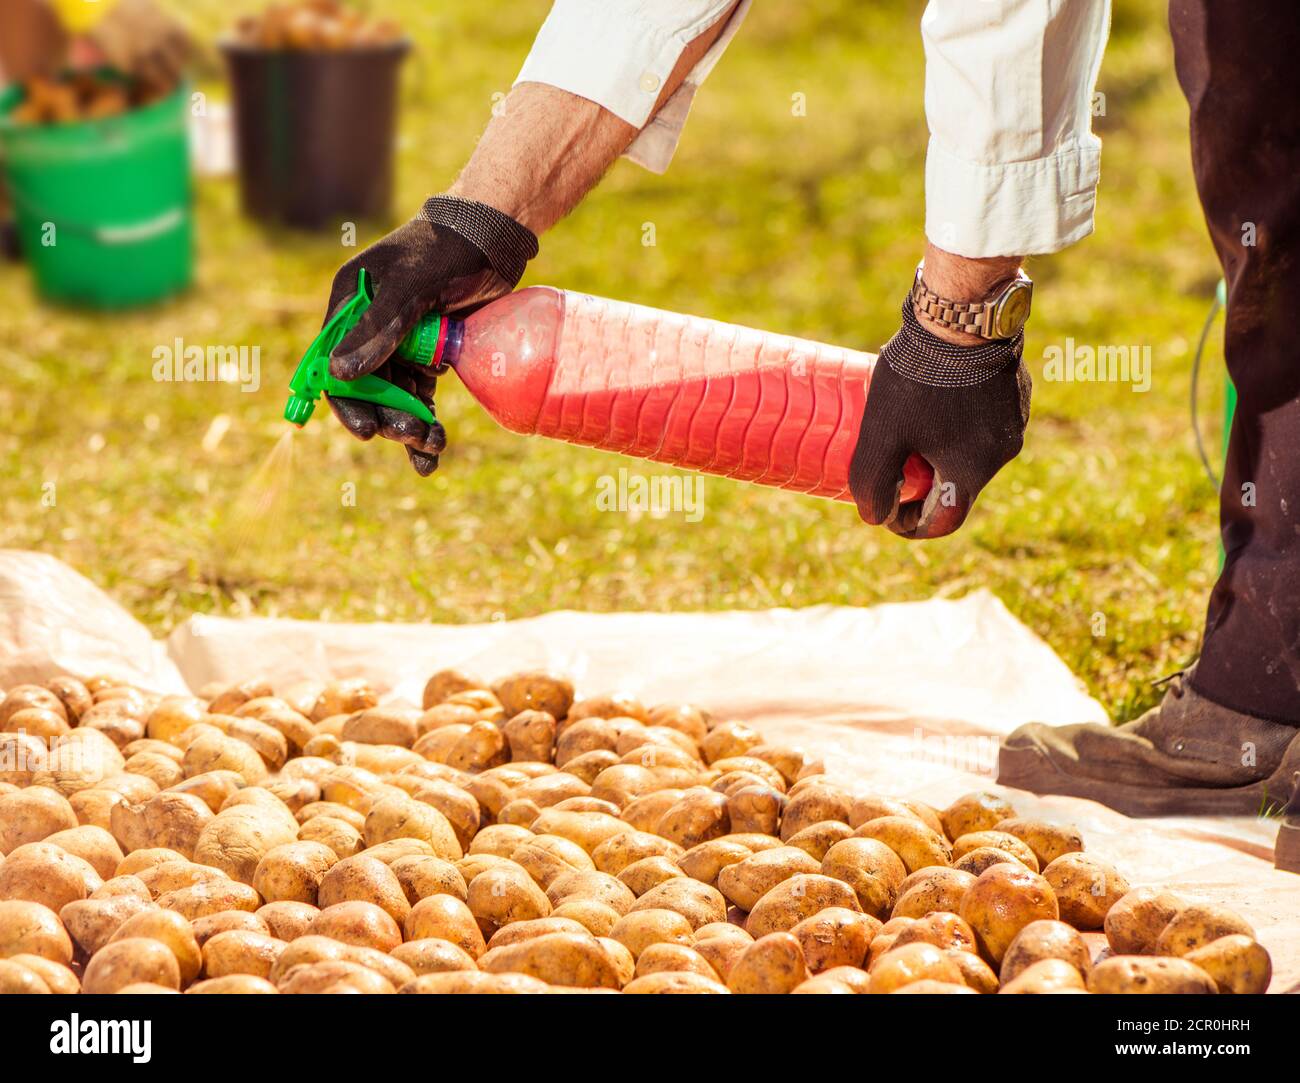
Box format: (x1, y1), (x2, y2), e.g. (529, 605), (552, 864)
(0, 0), (1224, 721)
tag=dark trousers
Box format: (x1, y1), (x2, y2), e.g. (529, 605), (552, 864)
(1171, 1), (1300, 724)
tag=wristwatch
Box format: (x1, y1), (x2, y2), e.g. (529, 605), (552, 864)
(910, 263), (1033, 340)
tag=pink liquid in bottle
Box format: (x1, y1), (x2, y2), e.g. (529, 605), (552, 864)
(435, 288), (932, 505)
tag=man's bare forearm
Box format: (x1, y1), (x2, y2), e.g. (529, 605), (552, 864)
(448, 10), (735, 235)
(918, 242), (1024, 345)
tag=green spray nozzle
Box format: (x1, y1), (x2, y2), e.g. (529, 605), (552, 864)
(284, 269), (445, 427)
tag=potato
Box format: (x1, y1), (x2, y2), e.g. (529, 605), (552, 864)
(745, 874), (862, 937)
(655, 790), (730, 849)
(785, 821), (855, 862)
(106, 908), (201, 985)
(1087, 955), (1218, 994)
(892, 867), (977, 920)
(890, 911), (978, 955)
(93, 875), (151, 901)
(199, 929), (285, 980)
(718, 847), (821, 912)
(0, 732), (47, 788)
(134, 858), (223, 899)
(486, 916), (589, 949)
(1154, 903), (1254, 957)
(207, 680), (273, 717)
(609, 908), (693, 959)
(633, 942), (719, 982)
(82, 937), (181, 994)
(166, 771), (243, 815)
(363, 793), (461, 861)
(701, 722), (762, 764)
(566, 694), (649, 727)
(182, 732), (268, 786)
(645, 704), (710, 744)
(958, 863), (1059, 964)
(0, 957), (52, 993)
(310, 900), (402, 952)
(111, 791), (214, 859)
(192, 910), (270, 946)
(469, 824), (533, 859)
(401, 971), (549, 994)
(7, 952), (79, 993)
(1184, 935), (1271, 995)
(404, 895), (487, 958)
(297, 815), (365, 860)
(529, 809), (630, 854)
(0, 841), (102, 910)
(512, 834), (595, 889)
(340, 708), (418, 748)
(945, 948), (999, 993)
(629, 877), (726, 930)
(145, 696), (207, 744)
(0, 899), (73, 963)
(546, 869), (636, 915)
(187, 974), (278, 994)
(591, 830), (682, 876)
(278, 960), (395, 995)
(4, 707), (71, 741)
(315, 855), (410, 926)
(0, 685), (66, 729)
(60, 895), (152, 955)
(694, 935), (750, 982)
(999, 919), (1092, 983)
(726, 931), (809, 994)
(255, 901), (317, 942)
(791, 907), (880, 971)
(993, 818), (1084, 867)
(150, 872), (255, 917)
(0, 786), (78, 852)
(778, 785), (850, 841)
(551, 899), (622, 937)
(941, 792), (1017, 841)
(388, 938), (477, 977)
(123, 751), (184, 789)
(253, 841), (337, 904)
(500, 710), (558, 763)
(562, 751), (622, 788)
(466, 864), (551, 937)
(1042, 852), (1130, 929)
(952, 831), (1040, 872)
(421, 669), (483, 709)
(493, 672), (574, 721)
(46, 676), (92, 724)
(954, 847), (1032, 877)
(999, 957), (1086, 994)
(193, 805), (298, 885)
(677, 839), (751, 885)
(853, 816), (952, 875)
(311, 679), (379, 722)
(479, 931), (620, 989)
(618, 855), (683, 897)
(388, 854), (466, 905)
(821, 838), (908, 918)
(69, 788), (126, 832)
(725, 786), (785, 836)
(867, 941), (964, 994)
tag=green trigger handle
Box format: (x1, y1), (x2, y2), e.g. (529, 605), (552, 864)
(283, 269), (445, 427)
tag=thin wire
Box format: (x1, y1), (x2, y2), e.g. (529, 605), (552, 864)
(1190, 289), (1225, 490)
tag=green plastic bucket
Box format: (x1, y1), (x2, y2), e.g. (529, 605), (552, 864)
(0, 81), (193, 308)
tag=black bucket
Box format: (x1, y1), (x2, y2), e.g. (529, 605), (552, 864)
(221, 39), (410, 230)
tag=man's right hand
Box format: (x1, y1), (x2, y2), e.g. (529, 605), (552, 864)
(323, 196), (538, 476)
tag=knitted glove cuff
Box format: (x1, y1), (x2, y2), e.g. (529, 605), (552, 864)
(419, 195), (539, 287)
(884, 296), (1024, 388)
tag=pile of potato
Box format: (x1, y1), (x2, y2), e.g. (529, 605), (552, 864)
(0, 668), (1273, 994)
(231, 1), (402, 51)
(9, 72), (173, 126)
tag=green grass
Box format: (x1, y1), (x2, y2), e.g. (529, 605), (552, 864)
(0, 0), (1225, 721)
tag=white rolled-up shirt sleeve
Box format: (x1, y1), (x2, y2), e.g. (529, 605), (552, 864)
(514, 0), (749, 174)
(922, 0), (1111, 257)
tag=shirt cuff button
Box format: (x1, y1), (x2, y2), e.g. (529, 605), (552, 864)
(639, 71), (661, 93)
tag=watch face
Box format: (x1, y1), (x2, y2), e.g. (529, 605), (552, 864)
(994, 282), (1032, 337)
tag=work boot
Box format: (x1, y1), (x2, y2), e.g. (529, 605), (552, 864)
(998, 667), (1300, 817)
(1277, 773), (1300, 874)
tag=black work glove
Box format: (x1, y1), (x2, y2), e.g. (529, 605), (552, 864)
(324, 195), (538, 475)
(849, 296), (1031, 538)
